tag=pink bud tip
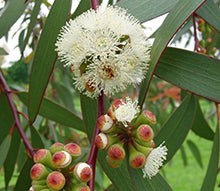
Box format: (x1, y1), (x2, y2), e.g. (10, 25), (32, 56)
(64, 143), (81, 157)
(97, 114), (113, 132)
(47, 171), (65, 190)
(50, 142), (64, 154)
(30, 163), (47, 180)
(130, 154), (146, 169)
(138, 125), (154, 142)
(107, 144), (125, 161)
(143, 110), (156, 124)
(33, 149), (49, 162)
(52, 151), (72, 168)
(108, 99), (125, 119)
(95, 133), (108, 150)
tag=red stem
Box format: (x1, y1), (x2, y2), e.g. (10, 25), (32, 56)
(193, 14), (199, 52)
(0, 72), (35, 158)
(86, 92), (105, 191)
(91, 0), (99, 10)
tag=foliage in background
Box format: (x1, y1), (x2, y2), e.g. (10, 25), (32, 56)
(0, 0), (220, 190)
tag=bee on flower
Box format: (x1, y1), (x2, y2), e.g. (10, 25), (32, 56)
(56, 6), (151, 98)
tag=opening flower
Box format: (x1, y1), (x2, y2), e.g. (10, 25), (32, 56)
(142, 142), (168, 179)
(56, 6), (151, 98)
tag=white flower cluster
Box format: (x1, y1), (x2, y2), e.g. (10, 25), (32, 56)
(56, 6), (151, 98)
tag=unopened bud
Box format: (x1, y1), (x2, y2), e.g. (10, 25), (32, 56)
(135, 125), (154, 143)
(74, 162), (93, 182)
(50, 142), (64, 155)
(72, 184), (91, 191)
(106, 155), (123, 168)
(52, 151), (72, 168)
(133, 110), (156, 128)
(128, 144), (146, 169)
(133, 141), (152, 156)
(64, 143), (81, 158)
(32, 179), (47, 186)
(30, 163), (49, 180)
(95, 133), (118, 150)
(107, 143), (125, 161)
(47, 171), (65, 190)
(33, 149), (55, 169)
(97, 114), (114, 132)
(200, 47), (207, 54)
(32, 184), (48, 191)
(197, 18), (205, 26)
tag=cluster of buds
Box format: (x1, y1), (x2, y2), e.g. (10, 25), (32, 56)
(95, 97), (168, 179)
(197, 17), (217, 56)
(29, 142), (92, 191)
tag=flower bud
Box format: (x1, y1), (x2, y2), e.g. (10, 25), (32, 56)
(128, 144), (146, 169)
(95, 133), (118, 150)
(74, 162), (93, 182)
(135, 124), (154, 143)
(50, 142), (64, 155)
(47, 171), (65, 190)
(133, 110), (156, 128)
(32, 179), (47, 186)
(106, 155), (123, 168)
(33, 149), (55, 170)
(107, 143), (125, 161)
(30, 163), (49, 180)
(52, 151), (72, 168)
(97, 114), (114, 133)
(133, 141), (152, 156)
(64, 143), (81, 159)
(72, 184), (91, 191)
(197, 18), (205, 26)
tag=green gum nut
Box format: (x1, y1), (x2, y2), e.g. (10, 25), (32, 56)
(106, 155), (123, 168)
(72, 184), (91, 191)
(95, 133), (119, 150)
(64, 143), (82, 160)
(107, 142), (125, 162)
(128, 143), (146, 169)
(32, 184), (48, 191)
(133, 140), (152, 157)
(33, 149), (55, 170)
(32, 179), (47, 186)
(133, 110), (156, 128)
(49, 142), (64, 155)
(30, 163), (49, 181)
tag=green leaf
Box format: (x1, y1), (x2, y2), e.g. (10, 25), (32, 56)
(138, 0), (206, 107)
(30, 125), (44, 148)
(187, 139), (203, 168)
(155, 47), (220, 103)
(180, 145), (188, 166)
(71, 0), (91, 20)
(0, 93), (13, 144)
(18, 92), (84, 132)
(4, 128), (21, 189)
(22, 0), (43, 53)
(0, 135), (11, 170)
(155, 94), (196, 162)
(191, 98), (214, 140)
(196, 0), (220, 32)
(0, 0), (27, 38)
(200, 126), (219, 191)
(28, 0), (70, 123)
(14, 157), (34, 191)
(117, 0), (178, 22)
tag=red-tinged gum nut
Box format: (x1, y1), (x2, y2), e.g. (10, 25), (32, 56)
(107, 143), (125, 161)
(133, 110), (156, 128)
(33, 149), (54, 169)
(50, 142), (64, 155)
(108, 99), (125, 120)
(72, 184), (91, 191)
(128, 144), (146, 169)
(97, 114), (114, 132)
(30, 163), (49, 180)
(74, 162), (93, 182)
(137, 125), (154, 142)
(95, 133), (108, 150)
(47, 171), (65, 190)
(106, 155), (122, 168)
(64, 143), (81, 158)
(52, 151), (72, 168)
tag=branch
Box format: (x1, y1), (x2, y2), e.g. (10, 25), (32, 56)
(193, 14), (199, 52)
(86, 92), (105, 191)
(0, 71), (35, 158)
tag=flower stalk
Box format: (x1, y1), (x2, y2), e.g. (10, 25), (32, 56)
(0, 71), (34, 157)
(86, 92), (105, 190)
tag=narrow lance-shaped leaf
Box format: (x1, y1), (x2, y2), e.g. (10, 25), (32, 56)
(138, 0), (207, 108)
(155, 47), (220, 103)
(18, 92), (84, 132)
(28, 0), (70, 123)
(0, 0), (27, 38)
(0, 135), (11, 170)
(155, 94), (196, 162)
(200, 125), (220, 191)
